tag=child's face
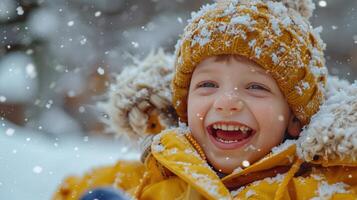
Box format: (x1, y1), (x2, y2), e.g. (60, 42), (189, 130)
(187, 56), (292, 174)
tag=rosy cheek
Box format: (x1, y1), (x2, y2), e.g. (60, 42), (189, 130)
(249, 101), (276, 124)
(256, 101), (288, 134)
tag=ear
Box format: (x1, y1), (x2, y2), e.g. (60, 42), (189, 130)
(287, 115), (302, 137)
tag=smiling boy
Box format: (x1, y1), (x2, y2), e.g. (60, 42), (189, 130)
(187, 55), (299, 174)
(144, 0), (357, 199)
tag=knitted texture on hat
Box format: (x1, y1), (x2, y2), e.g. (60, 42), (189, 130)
(172, 0), (328, 125)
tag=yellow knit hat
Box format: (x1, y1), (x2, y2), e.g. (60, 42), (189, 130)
(172, 0), (328, 126)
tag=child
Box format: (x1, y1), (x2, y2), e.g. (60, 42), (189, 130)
(54, 0), (357, 199)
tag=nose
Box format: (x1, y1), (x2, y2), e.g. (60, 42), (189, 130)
(213, 91), (244, 115)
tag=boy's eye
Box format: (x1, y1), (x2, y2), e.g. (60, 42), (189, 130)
(197, 81), (218, 88)
(247, 83), (269, 91)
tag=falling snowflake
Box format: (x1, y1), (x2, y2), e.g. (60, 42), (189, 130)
(25, 63), (37, 79)
(131, 41), (139, 48)
(318, 1), (327, 7)
(97, 67), (105, 75)
(94, 11), (101, 17)
(67, 90), (76, 97)
(67, 20), (74, 26)
(45, 100), (53, 109)
(5, 128), (15, 136)
(0, 96), (6, 103)
(16, 6), (24, 15)
(242, 160), (250, 168)
(78, 106), (85, 113)
(80, 36), (87, 45)
(33, 166), (43, 174)
(26, 49), (34, 55)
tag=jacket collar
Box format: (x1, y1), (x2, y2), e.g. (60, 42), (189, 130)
(151, 128), (232, 200)
(222, 141), (297, 189)
(150, 129), (298, 199)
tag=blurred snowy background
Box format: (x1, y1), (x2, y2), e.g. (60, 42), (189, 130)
(0, 0), (356, 199)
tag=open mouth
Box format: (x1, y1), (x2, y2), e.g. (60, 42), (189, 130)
(207, 122), (256, 150)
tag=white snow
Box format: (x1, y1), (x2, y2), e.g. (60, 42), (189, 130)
(0, 96), (6, 103)
(67, 20), (74, 27)
(311, 181), (350, 199)
(152, 143), (165, 153)
(230, 15), (255, 26)
(318, 1), (327, 7)
(245, 189), (256, 198)
(242, 160), (250, 168)
(0, 120), (139, 200)
(254, 47), (262, 58)
(248, 39), (256, 48)
(131, 41), (139, 48)
(182, 165), (230, 200)
(16, 6), (24, 16)
(25, 63), (37, 79)
(94, 11), (101, 17)
(271, 53), (279, 65)
(271, 139), (296, 155)
(33, 166), (43, 174)
(270, 16), (281, 36)
(5, 128), (15, 136)
(80, 36), (87, 45)
(232, 166), (243, 174)
(97, 67), (105, 75)
(302, 82), (310, 90)
(267, 1), (287, 16)
(188, 3), (217, 24)
(221, 0), (238, 16)
(192, 26), (211, 47)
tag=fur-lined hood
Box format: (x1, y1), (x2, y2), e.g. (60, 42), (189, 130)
(297, 77), (357, 165)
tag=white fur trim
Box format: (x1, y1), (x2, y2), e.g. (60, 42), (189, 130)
(297, 77), (357, 162)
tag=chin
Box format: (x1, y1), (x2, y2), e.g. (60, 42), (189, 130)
(207, 156), (242, 174)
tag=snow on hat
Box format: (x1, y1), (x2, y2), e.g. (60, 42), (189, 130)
(298, 77), (357, 165)
(172, 0), (328, 126)
(99, 50), (177, 140)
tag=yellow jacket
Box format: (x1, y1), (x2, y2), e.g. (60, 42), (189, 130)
(54, 128), (357, 200)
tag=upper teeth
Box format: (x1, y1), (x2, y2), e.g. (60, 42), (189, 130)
(212, 124), (251, 133)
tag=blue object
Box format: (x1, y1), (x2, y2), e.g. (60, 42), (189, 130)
(80, 187), (130, 200)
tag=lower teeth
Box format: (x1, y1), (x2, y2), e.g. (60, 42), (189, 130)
(217, 137), (240, 143)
